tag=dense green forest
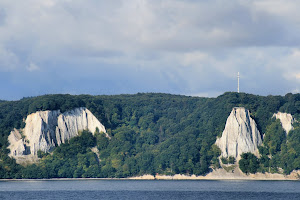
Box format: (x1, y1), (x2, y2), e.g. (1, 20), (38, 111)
(0, 92), (300, 178)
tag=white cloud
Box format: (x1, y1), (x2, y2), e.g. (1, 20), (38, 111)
(27, 62), (40, 72)
(253, 0), (300, 17)
(181, 52), (209, 67)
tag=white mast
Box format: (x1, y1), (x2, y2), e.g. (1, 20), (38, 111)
(237, 72), (240, 93)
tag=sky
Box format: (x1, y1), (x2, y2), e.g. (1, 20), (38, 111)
(0, 0), (300, 100)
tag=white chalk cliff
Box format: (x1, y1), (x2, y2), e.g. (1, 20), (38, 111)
(273, 112), (295, 134)
(216, 107), (262, 159)
(8, 107), (107, 159)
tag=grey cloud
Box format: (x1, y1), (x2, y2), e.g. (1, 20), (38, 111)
(0, 8), (6, 26)
(137, 1), (296, 51)
(0, 0), (300, 100)
(1, 0), (299, 57)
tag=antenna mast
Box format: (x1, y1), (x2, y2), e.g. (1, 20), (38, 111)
(237, 72), (240, 93)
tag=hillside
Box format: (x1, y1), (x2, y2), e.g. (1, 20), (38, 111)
(0, 92), (299, 179)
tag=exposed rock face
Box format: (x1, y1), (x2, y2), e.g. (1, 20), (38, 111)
(273, 112), (295, 134)
(8, 129), (26, 156)
(215, 107), (262, 159)
(8, 107), (106, 159)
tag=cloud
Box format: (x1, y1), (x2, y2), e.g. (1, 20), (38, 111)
(27, 62), (40, 72)
(0, 0), (300, 99)
(0, 46), (19, 71)
(1, 0), (298, 58)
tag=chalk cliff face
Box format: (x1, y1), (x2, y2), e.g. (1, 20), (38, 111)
(273, 112), (295, 134)
(215, 107), (262, 159)
(8, 107), (106, 158)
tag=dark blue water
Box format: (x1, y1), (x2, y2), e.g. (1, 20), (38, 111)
(0, 180), (299, 200)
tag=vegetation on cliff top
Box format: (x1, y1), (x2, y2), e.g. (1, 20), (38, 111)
(0, 92), (300, 178)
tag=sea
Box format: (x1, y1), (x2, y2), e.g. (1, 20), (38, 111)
(0, 179), (299, 200)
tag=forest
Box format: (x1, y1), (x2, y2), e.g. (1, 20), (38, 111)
(0, 92), (299, 178)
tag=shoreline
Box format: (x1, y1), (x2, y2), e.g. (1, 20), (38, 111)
(0, 178), (298, 181)
(1, 170), (299, 181)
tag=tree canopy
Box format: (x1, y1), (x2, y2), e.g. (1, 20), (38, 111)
(0, 92), (300, 178)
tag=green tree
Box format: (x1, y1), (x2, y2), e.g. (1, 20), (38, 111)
(263, 120), (286, 155)
(239, 153), (259, 174)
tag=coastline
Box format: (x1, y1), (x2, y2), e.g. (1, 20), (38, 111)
(129, 168), (300, 181)
(1, 168), (299, 181)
